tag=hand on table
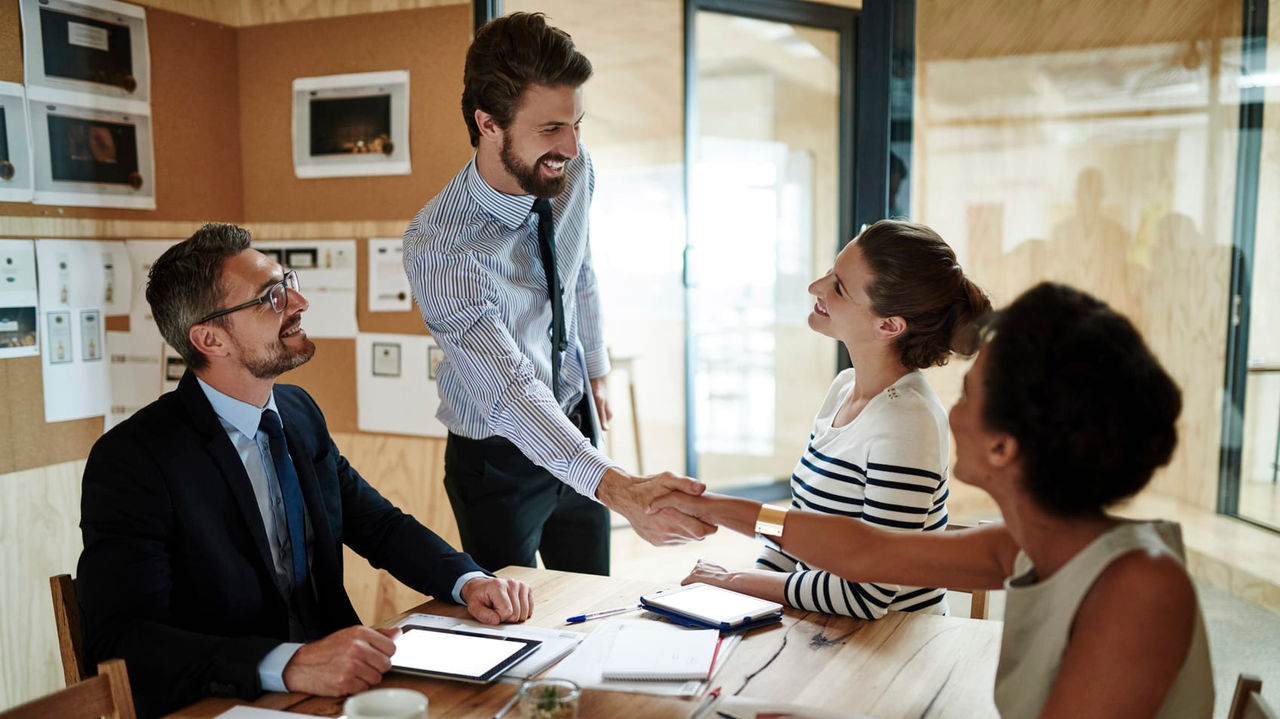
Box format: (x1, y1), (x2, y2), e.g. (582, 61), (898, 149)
(282, 625), (399, 696)
(679, 558), (737, 588)
(461, 576), (534, 624)
(596, 468), (716, 546)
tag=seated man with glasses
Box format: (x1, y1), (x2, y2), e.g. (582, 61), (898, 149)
(76, 223), (534, 718)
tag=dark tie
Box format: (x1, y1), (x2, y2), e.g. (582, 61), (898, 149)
(259, 408), (318, 640)
(532, 198), (567, 401)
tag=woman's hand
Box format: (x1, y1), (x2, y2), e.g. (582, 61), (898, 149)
(681, 559), (738, 588)
(681, 560), (789, 604)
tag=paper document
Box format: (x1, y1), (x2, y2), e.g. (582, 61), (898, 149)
(710, 695), (872, 719)
(602, 624), (719, 680)
(543, 618), (739, 697)
(394, 613), (584, 680)
(215, 707), (309, 719)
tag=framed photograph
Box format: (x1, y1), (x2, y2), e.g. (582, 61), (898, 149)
(0, 82), (34, 203)
(292, 71), (410, 179)
(428, 344), (445, 380)
(20, 0), (151, 112)
(259, 247), (283, 265)
(371, 341), (402, 377)
(79, 308), (102, 361)
(284, 247), (318, 269)
(0, 306), (38, 353)
(46, 310), (73, 363)
(28, 97), (156, 209)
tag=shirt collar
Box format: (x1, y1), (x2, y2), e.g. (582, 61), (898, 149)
(464, 155), (538, 230)
(196, 376), (280, 439)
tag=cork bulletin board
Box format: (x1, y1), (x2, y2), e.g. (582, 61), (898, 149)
(2, 2), (474, 472)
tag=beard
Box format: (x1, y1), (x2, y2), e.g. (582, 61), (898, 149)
(501, 133), (570, 198)
(233, 320), (315, 380)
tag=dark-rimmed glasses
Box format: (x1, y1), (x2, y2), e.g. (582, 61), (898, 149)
(194, 270), (299, 326)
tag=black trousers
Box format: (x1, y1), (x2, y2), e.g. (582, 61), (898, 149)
(442, 407), (610, 576)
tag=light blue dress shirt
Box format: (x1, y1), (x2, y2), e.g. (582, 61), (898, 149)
(196, 378), (484, 693)
(403, 144), (616, 498)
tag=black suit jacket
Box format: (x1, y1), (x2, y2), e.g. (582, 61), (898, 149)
(77, 372), (486, 717)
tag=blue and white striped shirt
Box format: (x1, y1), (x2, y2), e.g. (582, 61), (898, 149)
(403, 145), (614, 498)
(758, 369), (950, 618)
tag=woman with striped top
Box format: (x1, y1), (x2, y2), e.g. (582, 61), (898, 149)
(679, 220), (991, 619)
(655, 284), (1213, 717)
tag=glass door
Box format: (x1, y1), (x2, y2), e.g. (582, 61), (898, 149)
(684, 1), (856, 486)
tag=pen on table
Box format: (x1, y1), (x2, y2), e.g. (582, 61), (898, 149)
(564, 604), (641, 624)
(690, 686), (721, 719)
(492, 689), (520, 719)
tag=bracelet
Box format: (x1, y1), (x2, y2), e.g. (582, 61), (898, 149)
(754, 503), (789, 540)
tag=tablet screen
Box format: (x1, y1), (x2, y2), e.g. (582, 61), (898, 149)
(392, 626), (537, 681)
(647, 584), (782, 624)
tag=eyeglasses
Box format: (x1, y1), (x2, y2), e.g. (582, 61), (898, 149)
(194, 270), (300, 326)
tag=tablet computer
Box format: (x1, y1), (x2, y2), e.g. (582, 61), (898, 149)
(391, 625), (541, 684)
(640, 583), (784, 633)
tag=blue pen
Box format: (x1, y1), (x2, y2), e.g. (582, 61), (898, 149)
(565, 604), (641, 624)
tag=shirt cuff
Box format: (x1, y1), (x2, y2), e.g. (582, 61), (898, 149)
(452, 570), (491, 604)
(258, 642), (303, 693)
(583, 344), (611, 379)
(568, 445), (618, 500)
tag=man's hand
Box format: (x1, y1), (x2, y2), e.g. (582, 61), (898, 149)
(282, 626), (399, 696)
(460, 576), (534, 625)
(596, 468), (716, 546)
(589, 376), (612, 432)
(648, 490), (717, 525)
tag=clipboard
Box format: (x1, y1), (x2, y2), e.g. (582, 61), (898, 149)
(640, 583), (784, 633)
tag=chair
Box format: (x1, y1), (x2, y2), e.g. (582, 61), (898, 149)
(49, 574), (85, 685)
(1229, 674), (1278, 719)
(945, 522), (991, 620)
(0, 658), (135, 719)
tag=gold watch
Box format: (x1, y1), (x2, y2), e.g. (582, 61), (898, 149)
(754, 503), (789, 540)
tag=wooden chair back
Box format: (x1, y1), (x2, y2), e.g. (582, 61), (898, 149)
(49, 574), (85, 685)
(945, 522), (990, 620)
(1230, 674), (1278, 719)
(0, 659), (134, 719)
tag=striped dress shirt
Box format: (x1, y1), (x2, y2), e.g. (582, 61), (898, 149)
(757, 369), (950, 618)
(403, 145), (614, 498)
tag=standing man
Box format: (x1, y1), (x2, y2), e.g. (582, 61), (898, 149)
(77, 224), (532, 717)
(404, 12), (712, 576)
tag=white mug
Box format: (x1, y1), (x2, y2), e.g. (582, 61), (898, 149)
(343, 688), (429, 719)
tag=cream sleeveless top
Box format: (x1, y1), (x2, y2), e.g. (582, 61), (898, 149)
(994, 521), (1214, 718)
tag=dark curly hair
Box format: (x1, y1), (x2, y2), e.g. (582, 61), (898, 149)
(857, 220), (992, 369)
(980, 283), (1181, 516)
(462, 12), (593, 147)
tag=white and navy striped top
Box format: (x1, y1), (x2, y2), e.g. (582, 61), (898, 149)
(758, 368), (950, 618)
(402, 145), (614, 498)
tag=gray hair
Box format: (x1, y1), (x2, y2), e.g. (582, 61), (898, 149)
(145, 223), (252, 371)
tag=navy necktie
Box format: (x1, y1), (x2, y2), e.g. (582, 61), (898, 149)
(259, 409), (308, 589)
(532, 198), (567, 401)
(259, 409), (319, 640)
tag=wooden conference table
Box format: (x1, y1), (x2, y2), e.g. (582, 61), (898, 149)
(168, 567), (1001, 718)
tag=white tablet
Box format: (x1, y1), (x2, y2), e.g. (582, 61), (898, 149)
(641, 583), (784, 631)
(391, 625), (541, 684)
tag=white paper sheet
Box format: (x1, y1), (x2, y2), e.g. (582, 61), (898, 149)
(254, 239), (357, 338)
(124, 239), (178, 352)
(105, 329), (162, 430)
(0, 239), (40, 358)
(368, 237), (413, 312)
(542, 618), (740, 697)
(35, 239), (109, 421)
(355, 332), (447, 437)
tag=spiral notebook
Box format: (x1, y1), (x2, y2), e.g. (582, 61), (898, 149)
(600, 624), (722, 681)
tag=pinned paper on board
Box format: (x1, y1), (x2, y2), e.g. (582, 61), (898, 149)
(253, 239), (358, 338)
(292, 71), (410, 179)
(356, 333), (447, 437)
(0, 239), (40, 358)
(0, 82), (34, 203)
(27, 96), (157, 209)
(19, 0), (152, 112)
(106, 329), (162, 430)
(36, 238), (110, 421)
(368, 238), (413, 312)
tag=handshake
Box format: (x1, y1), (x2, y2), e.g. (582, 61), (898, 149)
(595, 467), (721, 546)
